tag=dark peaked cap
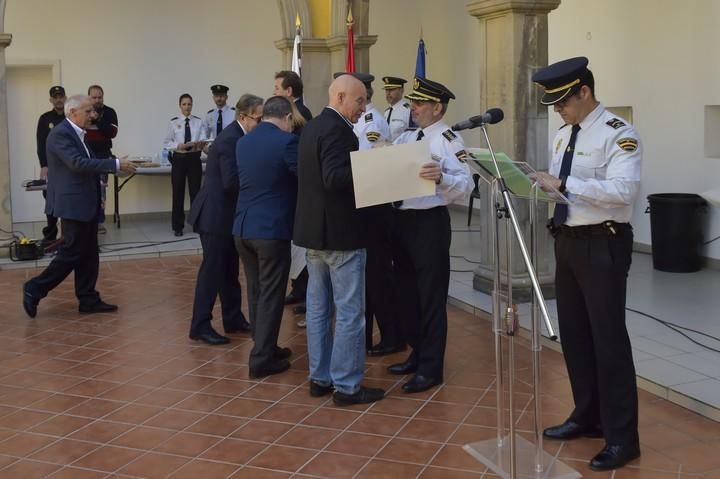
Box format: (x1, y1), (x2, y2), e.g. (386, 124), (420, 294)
(531, 56), (591, 105)
(382, 76), (407, 89)
(405, 76), (455, 103)
(333, 72), (375, 88)
(210, 84), (229, 95)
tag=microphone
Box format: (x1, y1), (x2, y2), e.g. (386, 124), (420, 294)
(452, 108), (504, 131)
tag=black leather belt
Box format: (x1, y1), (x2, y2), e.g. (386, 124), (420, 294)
(549, 221), (630, 238)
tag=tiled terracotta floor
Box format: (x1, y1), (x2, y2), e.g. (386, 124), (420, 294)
(0, 256), (718, 478)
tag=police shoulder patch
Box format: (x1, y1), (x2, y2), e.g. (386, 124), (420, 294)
(364, 112), (373, 122)
(366, 131), (380, 142)
(455, 149), (469, 163)
(606, 118), (626, 129)
(207, 109), (214, 114)
(442, 129), (457, 142)
(616, 137), (638, 152)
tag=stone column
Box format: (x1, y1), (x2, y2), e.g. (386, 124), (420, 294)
(466, 0), (561, 301)
(0, 0), (13, 258)
(275, 0), (377, 113)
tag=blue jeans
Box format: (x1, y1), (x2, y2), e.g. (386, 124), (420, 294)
(305, 248), (366, 395)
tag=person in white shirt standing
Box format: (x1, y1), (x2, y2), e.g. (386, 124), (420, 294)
(530, 56), (642, 472)
(204, 84), (235, 140)
(382, 76), (411, 141)
(386, 77), (473, 394)
(163, 93), (207, 236)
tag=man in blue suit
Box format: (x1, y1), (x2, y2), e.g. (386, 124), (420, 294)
(23, 95), (136, 318)
(187, 94), (264, 345)
(234, 96), (299, 378)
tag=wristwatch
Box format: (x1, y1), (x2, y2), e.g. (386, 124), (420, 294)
(559, 175), (567, 193)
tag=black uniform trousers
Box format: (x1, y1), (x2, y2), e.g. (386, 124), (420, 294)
(235, 238), (291, 370)
(170, 151), (202, 231)
(41, 190), (59, 241)
(26, 218), (100, 307)
(392, 206), (451, 379)
(364, 204), (402, 349)
(554, 223), (639, 447)
(190, 232), (245, 336)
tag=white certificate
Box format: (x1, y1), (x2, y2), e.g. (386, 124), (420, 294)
(351, 141), (435, 208)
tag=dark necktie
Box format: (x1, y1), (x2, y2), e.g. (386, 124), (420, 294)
(184, 118), (191, 143)
(216, 109), (223, 135)
(552, 124), (581, 226)
(386, 107), (393, 123)
(393, 130), (425, 208)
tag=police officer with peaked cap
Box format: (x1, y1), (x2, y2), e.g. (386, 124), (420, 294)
(386, 76), (473, 393)
(204, 84), (235, 139)
(530, 56), (642, 471)
(382, 76), (411, 141)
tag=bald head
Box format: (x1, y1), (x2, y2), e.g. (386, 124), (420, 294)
(328, 75), (367, 124)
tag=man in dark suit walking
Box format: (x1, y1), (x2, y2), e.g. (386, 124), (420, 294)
(22, 95), (136, 318)
(187, 94), (264, 345)
(234, 96), (299, 378)
(293, 74), (385, 406)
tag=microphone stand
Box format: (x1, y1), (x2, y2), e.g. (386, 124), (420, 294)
(463, 123), (580, 479)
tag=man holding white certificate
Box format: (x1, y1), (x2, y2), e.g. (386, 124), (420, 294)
(387, 77), (473, 394)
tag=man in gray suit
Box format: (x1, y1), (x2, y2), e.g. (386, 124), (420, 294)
(22, 95), (136, 318)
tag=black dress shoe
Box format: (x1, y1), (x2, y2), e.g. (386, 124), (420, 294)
(284, 291), (304, 305)
(543, 419), (603, 440)
(367, 343), (406, 357)
(225, 321), (252, 334)
(310, 380), (333, 397)
(249, 359), (290, 379)
(387, 358), (417, 375)
(402, 374), (442, 393)
(174, 230), (183, 237)
(22, 283), (39, 319)
(589, 443), (641, 471)
(333, 386), (385, 406)
(274, 346), (292, 359)
(79, 301), (118, 314)
(189, 330), (231, 346)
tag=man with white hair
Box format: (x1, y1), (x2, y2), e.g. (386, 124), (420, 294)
(22, 95), (136, 318)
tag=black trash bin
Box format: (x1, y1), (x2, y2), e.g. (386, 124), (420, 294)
(646, 193), (707, 272)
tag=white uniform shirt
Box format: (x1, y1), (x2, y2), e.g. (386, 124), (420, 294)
(550, 103), (642, 226)
(353, 103), (391, 151)
(384, 100), (411, 141)
(163, 115), (207, 150)
(393, 120), (473, 210)
(203, 104), (235, 140)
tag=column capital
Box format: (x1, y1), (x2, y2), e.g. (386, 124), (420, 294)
(0, 33), (11, 49)
(467, 0), (561, 18)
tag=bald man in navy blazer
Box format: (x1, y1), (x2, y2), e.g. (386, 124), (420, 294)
(23, 95), (136, 318)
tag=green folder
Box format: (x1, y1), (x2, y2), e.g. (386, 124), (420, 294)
(467, 149), (563, 203)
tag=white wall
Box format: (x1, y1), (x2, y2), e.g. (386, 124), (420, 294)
(548, 0), (720, 260)
(5, 0), (283, 217)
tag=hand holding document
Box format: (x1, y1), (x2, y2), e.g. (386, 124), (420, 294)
(351, 140), (435, 208)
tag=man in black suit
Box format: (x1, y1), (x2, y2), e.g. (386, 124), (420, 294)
(187, 94), (264, 345)
(234, 96), (299, 378)
(294, 74), (385, 407)
(22, 95), (136, 318)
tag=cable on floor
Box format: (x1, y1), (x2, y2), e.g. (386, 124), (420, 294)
(625, 306), (720, 355)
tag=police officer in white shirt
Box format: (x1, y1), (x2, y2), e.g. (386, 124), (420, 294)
(530, 57), (641, 472)
(164, 93), (208, 236)
(387, 77), (473, 394)
(382, 76), (411, 141)
(204, 84), (235, 140)
(333, 72), (390, 150)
